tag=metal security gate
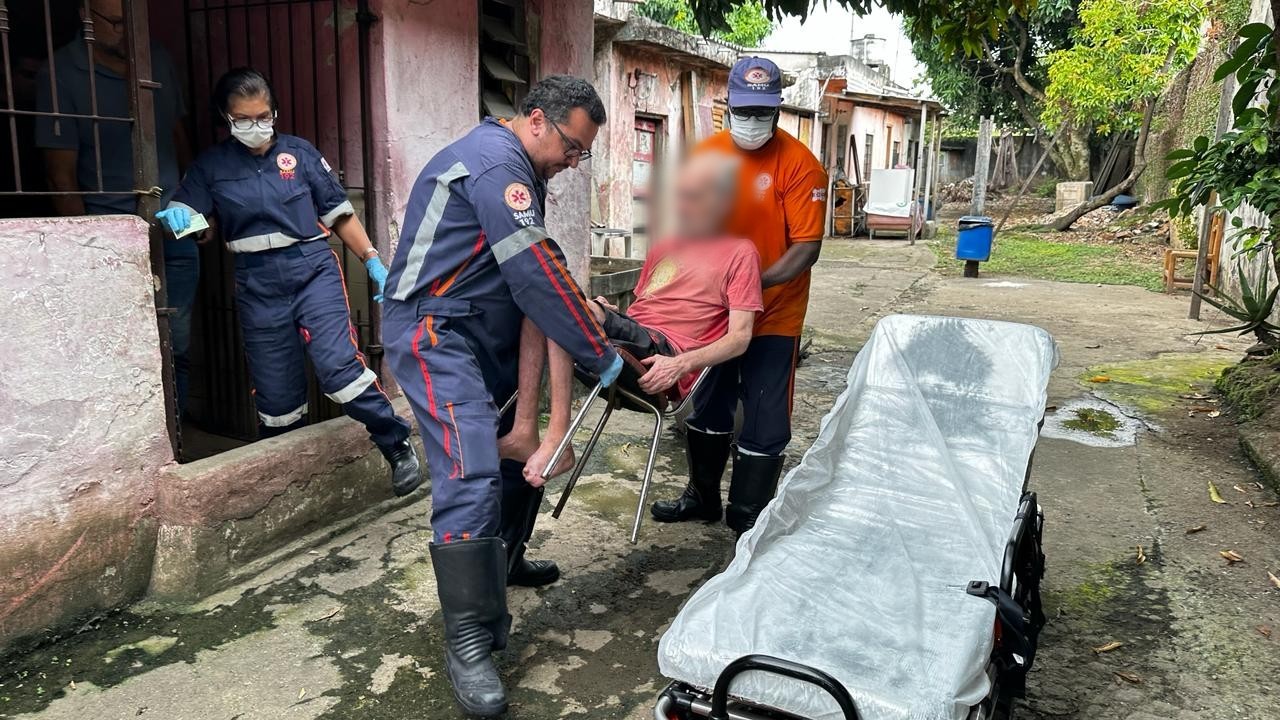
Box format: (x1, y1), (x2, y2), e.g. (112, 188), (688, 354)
(181, 0), (378, 442)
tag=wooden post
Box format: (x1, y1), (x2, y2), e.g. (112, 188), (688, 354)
(971, 115), (993, 216)
(921, 110), (939, 226)
(1189, 71), (1236, 320)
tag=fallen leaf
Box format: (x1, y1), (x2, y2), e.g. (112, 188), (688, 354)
(1181, 393), (1211, 400)
(1113, 671), (1142, 685)
(1258, 625), (1273, 638)
(1269, 571), (1280, 590)
(1215, 344), (1231, 350)
(1209, 481), (1227, 504)
(1185, 524), (1207, 534)
(1220, 550), (1245, 564)
(1254, 482), (1266, 491)
(1089, 375), (1111, 383)
(1247, 500), (1256, 508)
(1093, 641), (1124, 654)
(1260, 501), (1280, 508)
(1234, 484), (1249, 494)
(1188, 405), (1217, 414)
(298, 688), (306, 699)
(1208, 410), (1221, 418)
(1135, 545), (1146, 565)
(1085, 343), (1101, 349)
(1045, 405), (1058, 412)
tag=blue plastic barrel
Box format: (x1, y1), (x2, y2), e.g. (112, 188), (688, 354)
(956, 216), (994, 262)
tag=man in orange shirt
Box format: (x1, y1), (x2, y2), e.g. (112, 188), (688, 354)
(651, 57), (828, 535)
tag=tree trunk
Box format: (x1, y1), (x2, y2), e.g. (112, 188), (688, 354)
(1051, 99), (1157, 231)
(1051, 123), (1091, 180)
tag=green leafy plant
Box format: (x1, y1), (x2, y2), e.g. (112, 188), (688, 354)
(1162, 23), (1280, 287)
(638, 0), (773, 47)
(1196, 262), (1280, 347)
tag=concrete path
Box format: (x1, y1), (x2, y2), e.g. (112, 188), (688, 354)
(2, 239), (1277, 720)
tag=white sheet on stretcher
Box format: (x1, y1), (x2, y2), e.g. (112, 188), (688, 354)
(658, 314), (1058, 720)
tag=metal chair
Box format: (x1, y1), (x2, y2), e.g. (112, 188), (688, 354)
(539, 346), (710, 544)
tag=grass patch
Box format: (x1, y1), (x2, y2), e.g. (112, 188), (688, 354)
(931, 229), (1165, 291)
(1062, 407), (1121, 436)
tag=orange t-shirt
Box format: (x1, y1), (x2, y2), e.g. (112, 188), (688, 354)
(697, 129), (828, 337)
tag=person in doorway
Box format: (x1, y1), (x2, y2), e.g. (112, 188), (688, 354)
(154, 67), (421, 496)
(650, 57), (829, 535)
(381, 75), (623, 718)
(36, 0), (198, 415)
(503, 151), (762, 488)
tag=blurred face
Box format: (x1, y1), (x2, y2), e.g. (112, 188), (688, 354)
(88, 0), (127, 57)
(527, 107), (598, 180)
(673, 156), (735, 239)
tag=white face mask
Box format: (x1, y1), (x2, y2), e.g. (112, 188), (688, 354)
(729, 112), (775, 150)
(229, 123), (274, 150)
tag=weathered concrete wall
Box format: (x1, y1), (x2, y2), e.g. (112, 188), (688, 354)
(0, 216), (171, 647)
(534, 0), (597, 282)
(849, 105), (907, 177)
(592, 42), (728, 242)
(150, 403), (419, 601)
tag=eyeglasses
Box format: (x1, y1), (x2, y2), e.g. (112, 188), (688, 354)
(227, 113), (277, 131)
(731, 107), (778, 121)
(91, 10), (126, 32)
(547, 118), (592, 161)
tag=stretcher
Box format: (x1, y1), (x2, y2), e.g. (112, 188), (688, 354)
(654, 314), (1058, 720)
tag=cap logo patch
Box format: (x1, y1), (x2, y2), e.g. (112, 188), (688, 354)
(504, 182), (533, 211)
(277, 152), (297, 180)
(744, 67), (771, 84)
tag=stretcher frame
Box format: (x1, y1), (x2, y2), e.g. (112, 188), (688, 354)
(654, 478), (1047, 720)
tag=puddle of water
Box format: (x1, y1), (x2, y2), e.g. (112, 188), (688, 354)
(1041, 397), (1147, 448)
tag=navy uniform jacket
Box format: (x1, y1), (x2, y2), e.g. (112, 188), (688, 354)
(169, 134), (353, 252)
(385, 118), (615, 377)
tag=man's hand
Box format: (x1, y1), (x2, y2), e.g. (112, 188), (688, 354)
(639, 354), (689, 394)
(593, 295), (619, 313)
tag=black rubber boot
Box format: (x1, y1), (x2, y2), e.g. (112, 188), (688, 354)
(430, 537), (511, 718)
(499, 460), (560, 588)
(725, 450), (786, 535)
(379, 439), (423, 497)
(651, 427), (731, 523)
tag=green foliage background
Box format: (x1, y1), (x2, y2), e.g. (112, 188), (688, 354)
(638, 0), (773, 47)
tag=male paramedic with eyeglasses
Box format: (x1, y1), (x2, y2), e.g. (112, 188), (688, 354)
(381, 75), (623, 718)
(650, 57), (829, 536)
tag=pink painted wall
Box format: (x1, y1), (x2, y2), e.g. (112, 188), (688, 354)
(850, 105), (908, 177)
(592, 43), (728, 242)
(0, 216), (171, 647)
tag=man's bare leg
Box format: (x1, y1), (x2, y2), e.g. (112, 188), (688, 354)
(524, 340), (576, 487)
(497, 318), (545, 464)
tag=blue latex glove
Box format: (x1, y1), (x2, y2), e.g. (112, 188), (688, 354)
(365, 257), (388, 302)
(598, 354), (624, 388)
(155, 207), (191, 234)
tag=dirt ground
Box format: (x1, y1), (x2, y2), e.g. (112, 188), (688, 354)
(2, 238), (1279, 720)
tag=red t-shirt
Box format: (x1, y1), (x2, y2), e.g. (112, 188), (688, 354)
(627, 236), (764, 353)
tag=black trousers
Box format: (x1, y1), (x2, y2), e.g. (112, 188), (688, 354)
(685, 335), (800, 456)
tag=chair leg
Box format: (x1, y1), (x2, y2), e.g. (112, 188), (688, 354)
(630, 408), (665, 545)
(553, 399), (614, 519)
(540, 381), (604, 480)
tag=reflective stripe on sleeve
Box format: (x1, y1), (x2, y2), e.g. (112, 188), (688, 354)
(391, 161), (470, 301)
(491, 226), (550, 265)
(320, 199), (356, 226)
(259, 403), (307, 427)
(227, 231), (328, 253)
(325, 367), (377, 404)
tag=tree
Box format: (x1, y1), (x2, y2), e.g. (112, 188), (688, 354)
(1162, 23), (1280, 303)
(1041, 0), (1205, 230)
(638, 0), (774, 47)
(687, 0), (1031, 57)
(908, 0), (1091, 179)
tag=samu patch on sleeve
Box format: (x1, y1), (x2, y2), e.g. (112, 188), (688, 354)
(811, 187), (827, 202)
(504, 182), (533, 211)
(320, 156), (332, 173)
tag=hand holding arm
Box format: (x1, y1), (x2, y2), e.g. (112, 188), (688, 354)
(638, 309), (754, 394)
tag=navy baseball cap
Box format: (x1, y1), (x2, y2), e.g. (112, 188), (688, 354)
(728, 57), (782, 109)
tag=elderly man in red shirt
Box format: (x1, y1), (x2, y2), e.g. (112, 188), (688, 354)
(499, 151), (762, 496)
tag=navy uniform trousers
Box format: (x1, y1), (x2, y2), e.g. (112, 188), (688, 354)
(382, 296), (534, 544)
(235, 240), (409, 447)
(687, 335), (802, 456)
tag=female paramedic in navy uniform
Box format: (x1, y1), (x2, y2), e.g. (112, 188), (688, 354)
(154, 67), (422, 496)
